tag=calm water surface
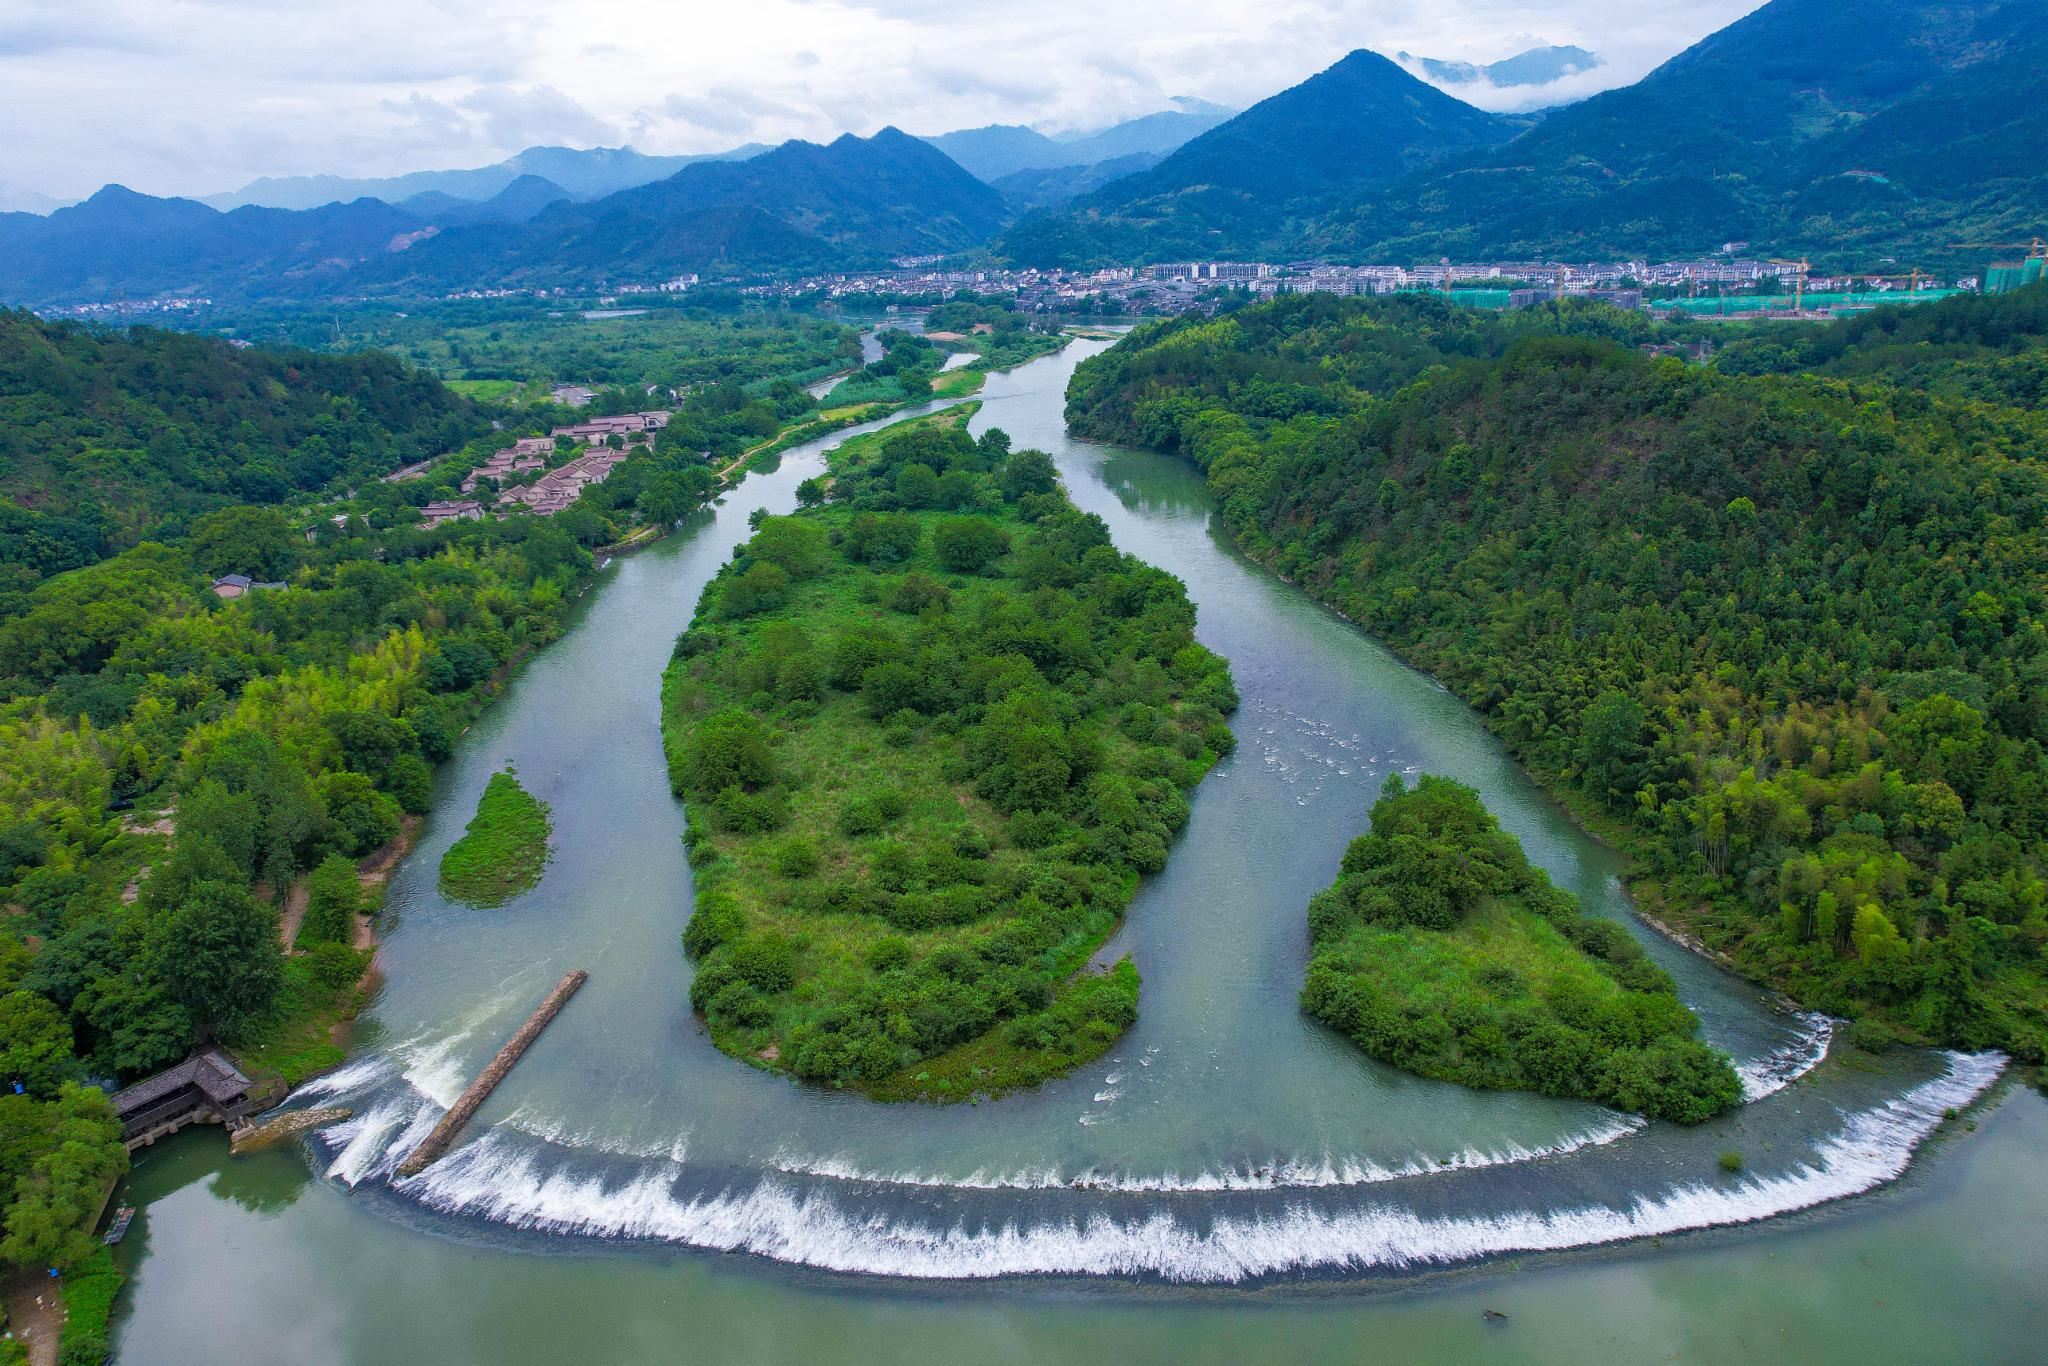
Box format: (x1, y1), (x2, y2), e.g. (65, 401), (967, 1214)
(104, 342), (2040, 1361)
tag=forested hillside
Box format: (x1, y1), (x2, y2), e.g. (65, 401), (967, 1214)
(1316, 0), (2048, 263)
(0, 316), (820, 1288)
(0, 310), (479, 580)
(1069, 287), (2048, 1060)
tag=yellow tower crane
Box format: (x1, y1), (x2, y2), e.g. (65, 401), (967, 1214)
(1768, 258), (1811, 314)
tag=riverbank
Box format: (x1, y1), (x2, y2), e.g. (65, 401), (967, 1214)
(237, 816), (419, 1100)
(1256, 559), (1820, 1019)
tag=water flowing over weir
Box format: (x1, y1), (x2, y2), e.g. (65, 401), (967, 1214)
(278, 341), (2005, 1285)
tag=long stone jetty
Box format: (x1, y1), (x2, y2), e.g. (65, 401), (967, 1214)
(396, 969), (588, 1178)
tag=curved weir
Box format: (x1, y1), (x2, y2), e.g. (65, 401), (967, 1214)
(276, 341), (2003, 1284)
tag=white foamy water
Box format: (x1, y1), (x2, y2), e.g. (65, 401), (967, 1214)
(1737, 1013), (1837, 1101)
(286, 1053), (397, 1102)
(769, 1113), (1646, 1193)
(382, 1054), (2000, 1281)
(505, 1106), (691, 1165)
(325, 1095), (442, 1187)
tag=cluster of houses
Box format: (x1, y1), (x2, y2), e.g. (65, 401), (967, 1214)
(462, 436), (554, 493)
(500, 446), (631, 514)
(410, 410), (672, 527)
(551, 411), (671, 442)
(741, 255), (1976, 318)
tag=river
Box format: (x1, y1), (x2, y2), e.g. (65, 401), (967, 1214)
(104, 341), (2044, 1363)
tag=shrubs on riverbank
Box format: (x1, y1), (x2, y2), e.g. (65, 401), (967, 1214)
(438, 769), (551, 907)
(662, 409), (1235, 1099)
(1302, 776), (1742, 1124)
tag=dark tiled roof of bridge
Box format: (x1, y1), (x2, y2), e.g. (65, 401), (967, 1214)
(109, 1048), (253, 1118)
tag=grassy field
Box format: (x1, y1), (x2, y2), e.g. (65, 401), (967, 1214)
(444, 377), (549, 404)
(234, 953), (372, 1089)
(438, 769), (551, 907)
(662, 408), (1237, 1099)
(929, 368), (985, 398)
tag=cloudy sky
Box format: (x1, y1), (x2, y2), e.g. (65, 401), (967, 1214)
(0, 0), (1765, 202)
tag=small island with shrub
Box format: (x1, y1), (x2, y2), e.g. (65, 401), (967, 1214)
(1302, 774), (1742, 1123)
(661, 408), (1237, 1100)
(438, 768), (552, 906)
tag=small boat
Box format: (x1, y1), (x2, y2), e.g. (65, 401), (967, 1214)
(102, 1207), (136, 1245)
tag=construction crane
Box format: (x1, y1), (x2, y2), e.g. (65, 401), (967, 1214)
(1953, 239), (2046, 293)
(1769, 258), (1811, 314)
(1958, 238), (2048, 259)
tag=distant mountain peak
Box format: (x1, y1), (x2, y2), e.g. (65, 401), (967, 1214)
(1397, 44), (1603, 90)
(1080, 45), (1510, 224)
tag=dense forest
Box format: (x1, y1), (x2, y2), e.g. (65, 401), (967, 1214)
(0, 312), (852, 1300)
(662, 408), (1236, 1098)
(1070, 287), (2048, 1061)
(0, 310), (483, 581)
(240, 303), (859, 400)
(1304, 775), (1741, 1123)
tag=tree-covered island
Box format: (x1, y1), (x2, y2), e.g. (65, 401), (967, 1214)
(662, 407), (1237, 1099)
(1304, 775), (1742, 1123)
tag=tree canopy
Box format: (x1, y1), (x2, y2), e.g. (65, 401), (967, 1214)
(663, 409), (1237, 1098)
(1073, 287), (2048, 1060)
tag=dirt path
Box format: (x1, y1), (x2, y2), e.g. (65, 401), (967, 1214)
(276, 877), (310, 950)
(2, 1270), (63, 1366)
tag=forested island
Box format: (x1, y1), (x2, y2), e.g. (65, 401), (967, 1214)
(1068, 286), (2048, 1062)
(662, 408), (1236, 1098)
(1305, 775), (1741, 1122)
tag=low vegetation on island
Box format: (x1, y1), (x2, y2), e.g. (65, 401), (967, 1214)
(439, 769), (551, 906)
(1303, 776), (1742, 1123)
(662, 407), (1236, 1099)
(1070, 287), (2048, 1062)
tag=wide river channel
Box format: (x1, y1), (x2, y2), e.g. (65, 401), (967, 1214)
(106, 340), (2045, 1363)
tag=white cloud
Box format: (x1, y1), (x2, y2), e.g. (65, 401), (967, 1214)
(0, 0), (1768, 200)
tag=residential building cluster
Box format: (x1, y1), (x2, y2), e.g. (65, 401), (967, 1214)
(742, 256), (1980, 319)
(499, 446), (631, 515)
(460, 436), (553, 494)
(403, 411), (671, 526)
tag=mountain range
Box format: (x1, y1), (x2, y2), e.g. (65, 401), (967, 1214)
(1002, 0), (2048, 267)
(201, 145), (768, 212)
(368, 128), (1008, 290)
(922, 100), (1234, 181)
(1000, 50), (1519, 265)
(1398, 45), (1602, 89)
(0, 129), (1003, 304)
(0, 0), (2042, 306)
(1317, 0), (2048, 262)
